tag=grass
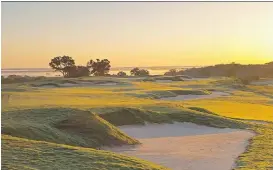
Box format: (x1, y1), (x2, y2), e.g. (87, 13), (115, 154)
(234, 123), (273, 170)
(184, 97), (273, 121)
(2, 135), (168, 170)
(2, 76), (273, 170)
(2, 108), (138, 148)
(99, 106), (247, 129)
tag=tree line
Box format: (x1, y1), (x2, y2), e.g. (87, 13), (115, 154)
(49, 55), (150, 78)
(182, 62), (273, 78)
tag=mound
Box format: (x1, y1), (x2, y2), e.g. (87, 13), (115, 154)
(155, 76), (184, 82)
(100, 108), (172, 126)
(2, 135), (168, 170)
(188, 107), (218, 115)
(2, 108), (139, 148)
(144, 89), (211, 99)
(170, 89), (211, 95)
(99, 107), (247, 129)
(31, 83), (60, 88)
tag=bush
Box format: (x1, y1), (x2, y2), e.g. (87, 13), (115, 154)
(66, 66), (90, 78)
(164, 69), (177, 76)
(164, 69), (184, 76)
(2, 75), (33, 84)
(239, 76), (260, 85)
(117, 71), (126, 77)
(130, 68), (149, 76)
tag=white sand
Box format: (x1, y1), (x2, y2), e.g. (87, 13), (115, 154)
(104, 123), (254, 170)
(160, 91), (230, 101)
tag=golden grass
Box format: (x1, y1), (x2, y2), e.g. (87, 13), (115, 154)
(184, 100), (273, 122)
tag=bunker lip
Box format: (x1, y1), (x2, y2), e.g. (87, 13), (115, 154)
(51, 82), (120, 87)
(159, 91), (230, 101)
(103, 122), (255, 170)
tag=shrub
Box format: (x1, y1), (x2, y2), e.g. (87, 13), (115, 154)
(66, 66), (90, 78)
(239, 76), (260, 85)
(164, 69), (177, 76)
(87, 59), (111, 76)
(130, 68), (149, 76)
(117, 71), (127, 77)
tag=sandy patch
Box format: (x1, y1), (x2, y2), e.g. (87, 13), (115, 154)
(38, 85), (58, 88)
(96, 82), (118, 86)
(1, 94), (11, 105)
(104, 123), (254, 170)
(183, 78), (208, 81)
(160, 91), (230, 101)
(61, 83), (78, 87)
(155, 80), (173, 83)
(251, 80), (273, 86)
(60, 82), (119, 87)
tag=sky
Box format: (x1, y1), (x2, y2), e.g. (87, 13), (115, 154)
(2, 2), (273, 68)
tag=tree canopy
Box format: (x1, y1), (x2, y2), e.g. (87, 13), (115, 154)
(49, 56), (75, 77)
(87, 59), (111, 76)
(130, 67), (149, 76)
(117, 71), (127, 77)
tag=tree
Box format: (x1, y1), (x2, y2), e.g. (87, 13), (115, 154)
(138, 69), (149, 76)
(49, 56), (75, 77)
(130, 67), (140, 76)
(66, 66), (90, 78)
(164, 69), (177, 76)
(117, 71), (127, 77)
(130, 67), (149, 76)
(87, 59), (111, 76)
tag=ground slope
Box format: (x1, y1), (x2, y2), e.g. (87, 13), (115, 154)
(2, 135), (168, 170)
(2, 108), (138, 148)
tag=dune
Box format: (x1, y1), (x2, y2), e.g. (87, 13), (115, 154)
(104, 122), (254, 170)
(160, 91), (230, 101)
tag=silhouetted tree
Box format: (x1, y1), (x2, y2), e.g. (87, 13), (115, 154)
(130, 67), (140, 76)
(130, 67), (149, 76)
(266, 61), (273, 65)
(87, 59), (111, 76)
(49, 56), (75, 77)
(117, 71), (127, 77)
(66, 66), (90, 78)
(164, 69), (177, 76)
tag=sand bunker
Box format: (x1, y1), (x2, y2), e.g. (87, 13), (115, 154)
(61, 83), (78, 87)
(160, 91), (230, 101)
(251, 80), (273, 86)
(59, 82), (119, 87)
(104, 123), (254, 170)
(96, 82), (118, 86)
(38, 85), (59, 88)
(155, 80), (173, 83)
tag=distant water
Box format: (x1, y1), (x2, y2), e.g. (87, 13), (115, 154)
(1, 66), (196, 77)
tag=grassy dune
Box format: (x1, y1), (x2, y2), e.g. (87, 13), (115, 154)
(2, 108), (139, 148)
(2, 76), (273, 170)
(234, 123), (273, 170)
(2, 135), (168, 170)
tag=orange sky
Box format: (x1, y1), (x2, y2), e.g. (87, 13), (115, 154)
(2, 2), (273, 68)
